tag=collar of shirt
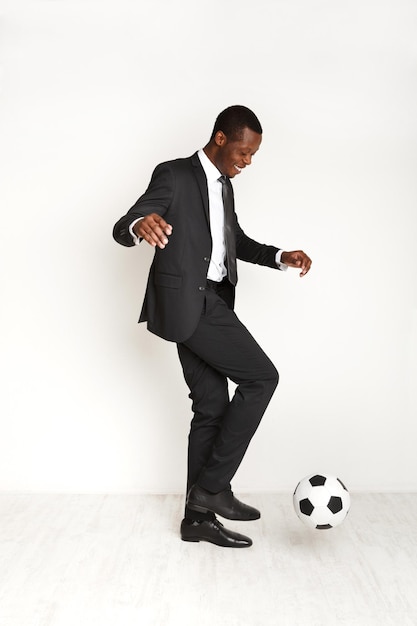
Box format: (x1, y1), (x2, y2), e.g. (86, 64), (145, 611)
(197, 148), (222, 184)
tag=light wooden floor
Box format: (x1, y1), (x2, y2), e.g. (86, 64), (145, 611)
(0, 493), (416, 626)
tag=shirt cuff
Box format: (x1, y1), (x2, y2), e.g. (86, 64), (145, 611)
(129, 217), (144, 245)
(275, 249), (288, 271)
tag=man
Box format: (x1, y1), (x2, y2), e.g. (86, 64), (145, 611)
(113, 105), (312, 548)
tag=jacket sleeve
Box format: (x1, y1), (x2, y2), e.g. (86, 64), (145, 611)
(235, 218), (281, 269)
(112, 163), (175, 247)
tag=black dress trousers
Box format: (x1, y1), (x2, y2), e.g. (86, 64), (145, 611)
(177, 282), (279, 500)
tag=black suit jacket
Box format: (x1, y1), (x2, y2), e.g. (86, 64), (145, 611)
(113, 152), (280, 343)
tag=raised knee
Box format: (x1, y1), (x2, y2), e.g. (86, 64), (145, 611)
(261, 364), (279, 396)
(269, 366), (279, 392)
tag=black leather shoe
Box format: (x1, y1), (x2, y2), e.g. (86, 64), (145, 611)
(180, 517), (252, 548)
(186, 485), (261, 521)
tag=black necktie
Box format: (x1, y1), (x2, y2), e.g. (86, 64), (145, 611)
(219, 175), (237, 286)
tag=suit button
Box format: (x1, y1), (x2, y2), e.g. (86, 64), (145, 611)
(198, 286), (205, 291)
(203, 256), (210, 262)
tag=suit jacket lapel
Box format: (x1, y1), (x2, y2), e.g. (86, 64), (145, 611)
(190, 152), (210, 226)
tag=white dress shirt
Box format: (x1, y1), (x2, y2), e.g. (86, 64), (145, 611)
(197, 149), (228, 282)
(129, 150), (287, 276)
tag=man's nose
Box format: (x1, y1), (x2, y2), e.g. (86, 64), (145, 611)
(243, 155), (252, 165)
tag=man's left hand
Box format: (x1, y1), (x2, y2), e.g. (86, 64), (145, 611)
(281, 250), (312, 277)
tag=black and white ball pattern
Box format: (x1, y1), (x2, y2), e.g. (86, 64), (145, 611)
(293, 474), (351, 529)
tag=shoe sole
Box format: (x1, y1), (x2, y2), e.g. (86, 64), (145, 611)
(181, 536), (200, 542)
(181, 535), (252, 548)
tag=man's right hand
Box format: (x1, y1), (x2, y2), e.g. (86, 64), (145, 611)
(134, 213), (173, 249)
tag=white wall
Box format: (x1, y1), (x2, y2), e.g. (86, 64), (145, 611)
(1, 0), (416, 493)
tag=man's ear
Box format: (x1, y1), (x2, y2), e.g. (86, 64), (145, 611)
(214, 131), (226, 147)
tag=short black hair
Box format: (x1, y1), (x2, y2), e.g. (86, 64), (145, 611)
(210, 105), (262, 141)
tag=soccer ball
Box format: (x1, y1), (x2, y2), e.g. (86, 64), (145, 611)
(293, 473), (351, 529)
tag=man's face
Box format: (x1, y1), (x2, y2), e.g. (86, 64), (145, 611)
(214, 127), (262, 178)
